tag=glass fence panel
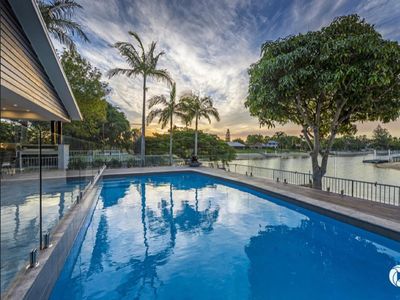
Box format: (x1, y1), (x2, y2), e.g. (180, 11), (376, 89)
(0, 121), (40, 293)
(42, 133), (103, 245)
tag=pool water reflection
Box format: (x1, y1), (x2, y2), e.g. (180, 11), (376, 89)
(0, 178), (85, 293)
(51, 173), (400, 299)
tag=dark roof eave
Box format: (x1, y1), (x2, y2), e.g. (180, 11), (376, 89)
(9, 0), (82, 121)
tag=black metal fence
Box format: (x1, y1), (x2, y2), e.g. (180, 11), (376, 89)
(205, 162), (400, 206)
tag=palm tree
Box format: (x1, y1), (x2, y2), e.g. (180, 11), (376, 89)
(108, 31), (172, 166)
(147, 83), (186, 165)
(179, 92), (220, 157)
(38, 0), (89, 49)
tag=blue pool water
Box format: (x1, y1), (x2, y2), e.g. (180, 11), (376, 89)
(51, 173), (400, 299)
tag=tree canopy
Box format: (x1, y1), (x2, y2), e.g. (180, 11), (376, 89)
(145, 128), (235, 161)
(61, 50), (134, 150)
(61, 50), (108, 140)
(246, 15), (400, 188)
(246, 134), (264, 145)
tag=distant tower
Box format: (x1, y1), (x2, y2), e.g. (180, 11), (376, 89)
(225, 129), (231, 142)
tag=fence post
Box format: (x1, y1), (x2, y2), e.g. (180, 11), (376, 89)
(39, 129), (43, 249)
(351, 180), (354, 197)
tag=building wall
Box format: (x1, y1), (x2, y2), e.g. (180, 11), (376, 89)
(0, 0), (69, 120)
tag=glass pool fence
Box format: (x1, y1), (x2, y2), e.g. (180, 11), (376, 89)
(0, 121), (104, 293)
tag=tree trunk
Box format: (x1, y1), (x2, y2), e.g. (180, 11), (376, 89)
(194, 114), (198, 156)
(169, 115), (173, 165)
(141, 75), (146, 166)
(310, 151), (328, 189)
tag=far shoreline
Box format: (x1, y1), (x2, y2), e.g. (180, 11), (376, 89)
(375, 162), (400, 171)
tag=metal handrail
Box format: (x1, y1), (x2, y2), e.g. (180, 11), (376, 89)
(205, 162), (400, 206)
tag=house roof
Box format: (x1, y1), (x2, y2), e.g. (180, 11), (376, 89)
(227, 141), (245, 147)
(8, 0), (82, 121)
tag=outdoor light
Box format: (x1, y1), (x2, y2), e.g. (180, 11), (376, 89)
(13, 103), (18, 107)
(29, 249), (38, 268)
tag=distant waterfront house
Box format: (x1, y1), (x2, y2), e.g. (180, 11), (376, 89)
(250, 142), (265, 149)
(265, 140), (279, 149)
(1, 0), (82, 170)
(227, 141), (245, 149)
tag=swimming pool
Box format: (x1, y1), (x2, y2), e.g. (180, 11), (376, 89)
(51, 172), (400, 299)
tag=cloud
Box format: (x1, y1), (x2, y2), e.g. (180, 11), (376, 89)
(70, 0), (399, 137)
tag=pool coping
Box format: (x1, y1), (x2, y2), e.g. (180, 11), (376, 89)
(103, 167), (400, 241)
(2, 167), (105, 300)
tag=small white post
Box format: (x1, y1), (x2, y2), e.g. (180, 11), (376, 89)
(58, 144), (69, 170)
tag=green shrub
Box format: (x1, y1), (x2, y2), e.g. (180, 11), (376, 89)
(107, 158), (122, 168)
(68, 158), (87, 170)
(126, 158), (140, 168)
(92, 158), (105, 168)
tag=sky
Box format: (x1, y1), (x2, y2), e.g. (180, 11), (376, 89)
(69, 0), (400, 138)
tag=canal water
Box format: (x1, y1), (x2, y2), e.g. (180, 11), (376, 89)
(234, 154), (399, 186)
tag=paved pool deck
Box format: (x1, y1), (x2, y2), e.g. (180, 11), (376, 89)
(104, 166), (400, 240)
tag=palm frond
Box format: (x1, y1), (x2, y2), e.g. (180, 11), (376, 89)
(128, 31), (145, 54)
(146, 108), (163, 126)
(113, 42), (142, 67)
(50, 18), (89, 42)
(204, 107), (220, 122)
(39, 0), (88, 48)
(48, 0), (82, 17)
(107, 68), (140, 79)
(153, 51), (165, 68)
(148, 69), (173, 84)
(159, 109), (171, 129)
(148, 95), (168, 108)
(48, 27), (75, 49)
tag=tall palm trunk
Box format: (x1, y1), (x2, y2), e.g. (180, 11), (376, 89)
(194, 114), (198, 156)
(141, 75), (147, 166)
(169, 115), (173, 165)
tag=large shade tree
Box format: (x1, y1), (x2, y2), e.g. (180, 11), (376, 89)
(179, 93), (220, 156)
(246, 15), (400, 189)
(38, 0), (89, 49)
(108, 31), (172, 165)
(147, 83), (186, 165)
(61, 50), (134, 150)
(61, 50), (107, 140)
